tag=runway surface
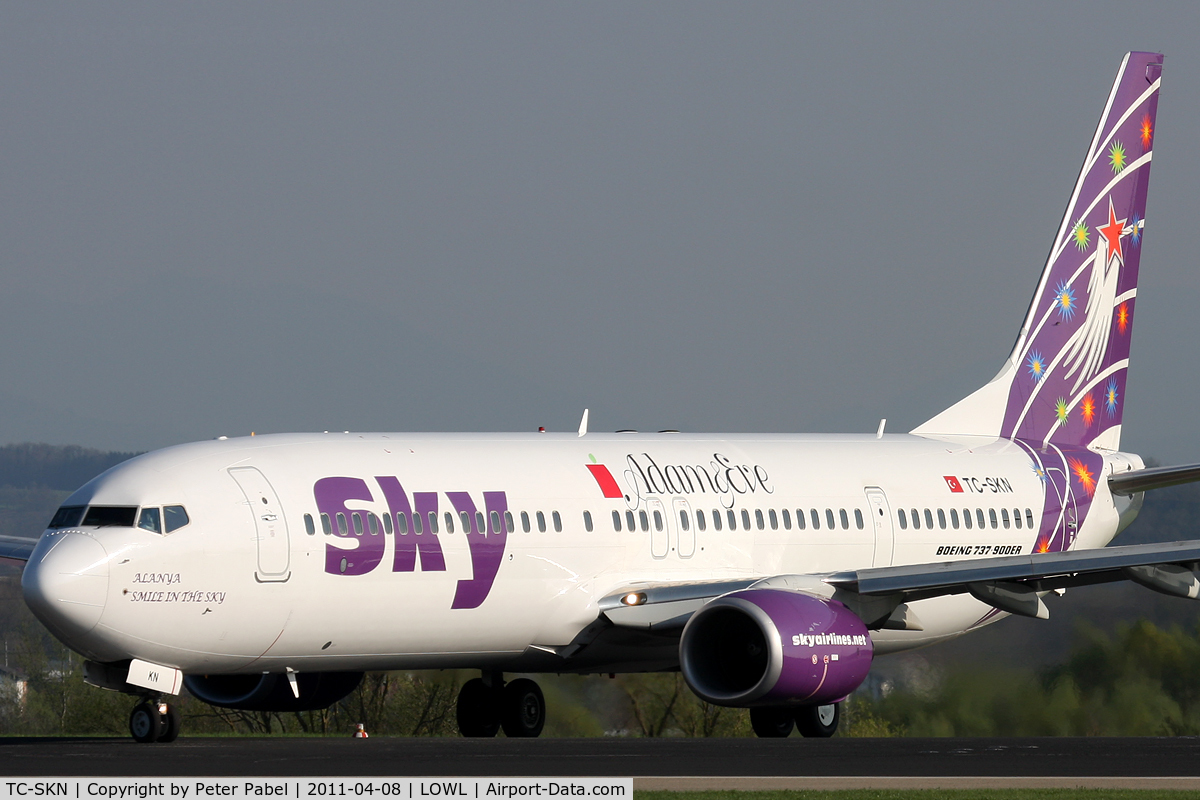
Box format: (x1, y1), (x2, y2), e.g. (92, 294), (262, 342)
(1, 736), (1199, 789)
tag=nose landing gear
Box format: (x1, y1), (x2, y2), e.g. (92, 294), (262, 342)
(456, 673), (545, 738)
(129, 699), (181, 743)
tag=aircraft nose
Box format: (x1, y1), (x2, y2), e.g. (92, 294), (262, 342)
(22, 533), (110, 639)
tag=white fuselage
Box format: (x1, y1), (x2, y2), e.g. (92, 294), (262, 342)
(25, 431), (1138, 676)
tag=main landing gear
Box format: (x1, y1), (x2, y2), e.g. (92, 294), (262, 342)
(750, 703), (839, 738)
(129, 699), (181, 743)
(456, 674), (546, 738)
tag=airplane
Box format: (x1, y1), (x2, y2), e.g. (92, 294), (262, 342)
(7, 50), (1200, 744)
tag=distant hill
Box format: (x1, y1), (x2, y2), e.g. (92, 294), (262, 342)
(0, 443), (139, 539)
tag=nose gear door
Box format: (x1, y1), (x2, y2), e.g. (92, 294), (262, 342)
(229, 466), (291, 582)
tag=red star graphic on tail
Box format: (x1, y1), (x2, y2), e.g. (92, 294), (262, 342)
(1097, 198), (1126, 264)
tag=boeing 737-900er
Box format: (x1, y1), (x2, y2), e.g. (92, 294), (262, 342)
(4, 51), (1199, 743)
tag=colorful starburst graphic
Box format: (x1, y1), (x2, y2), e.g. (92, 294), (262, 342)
(1109, 141), (1127, 173)
(1054, 280), (1076, 320)
(1130, 212), (1142, 246)
(1081, 393), (1096, 426)
(1027, 351), (1047, 382)
(1105, 378), (1120, 416)
(1055, 397), (1070, 425)
(1116, 302), (1130, 335)
(1071, 219), (1090, 251)
(1140, 114), (1154, 148)
(1069, 457), (1097, 496)
(1031, 464), (1048, 484)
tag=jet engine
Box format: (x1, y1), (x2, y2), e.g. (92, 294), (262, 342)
(183, 671), (363, 712)
(679, 588), (873, 707)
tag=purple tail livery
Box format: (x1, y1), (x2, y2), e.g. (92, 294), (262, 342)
(915, 52), (1163, 451)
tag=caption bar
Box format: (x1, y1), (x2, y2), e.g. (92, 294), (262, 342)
(0, 781), (631, 800)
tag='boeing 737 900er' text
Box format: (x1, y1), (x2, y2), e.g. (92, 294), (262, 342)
(7, 51), (1200, 742)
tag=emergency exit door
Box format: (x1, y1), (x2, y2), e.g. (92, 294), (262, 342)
(864, 487), (894, 567)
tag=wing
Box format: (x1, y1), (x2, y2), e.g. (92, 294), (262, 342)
(0, 535), (37, 566)
(596, 539), (1200, 637)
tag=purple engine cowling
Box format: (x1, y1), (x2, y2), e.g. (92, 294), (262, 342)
(679, 588), (873, 707)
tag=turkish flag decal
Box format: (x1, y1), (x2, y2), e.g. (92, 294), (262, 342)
(944, 476), (964, 493)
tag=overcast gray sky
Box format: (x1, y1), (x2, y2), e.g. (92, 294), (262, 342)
(2, 3), (1199, 462)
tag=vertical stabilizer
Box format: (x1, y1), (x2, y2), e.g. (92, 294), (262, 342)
(913, 52), (1163, 449)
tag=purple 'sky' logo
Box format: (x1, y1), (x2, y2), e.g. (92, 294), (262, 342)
(314, 476), (507, 610)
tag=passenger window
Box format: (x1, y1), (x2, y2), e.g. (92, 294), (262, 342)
(320, 513), (332, 535)
(475, 511), (486, 532)
(48, 505), (85, 530)
(626, 510), (636, 532)
(1026, 508), (1035, 528)
(679, 510), (689, 531)
(937, 509), (946, 530)
(769, 509), (778, 530)
(492, 510), (503, 532)
(1012, 508), (1022, 529)
(396, 513), (409, 535)
(923, 509), (933, 529)
(1001, 508), (1010, 529)
(653, 510), (663, 532)
(782, 509), (792, 530)
(428, 512), (439, 534)
(638, 511), (648, 532)
(383, 513), (393, 535)
(755, 510), (765, 530)
(988, 509), (997, 529)
(962, 509), (972, 530)
(976, 509), (986, 528)
(796, 510), (806, 530)
(825, 509), (835, 529)
(950, 509), (959, 529)
(854, 509), (864, 530)
(911, 509), (920, 530)
(898, 509), (908, 530)
(352, 513), (364, 535)
(696, 510), (706, 531)
(741, 510), (751, 530)
(839, 509), (849, 530)
(164, 505), (190, 533)
(712, 509), (723, 531)
(460, 511), (471, 532)
(412, 512), (423, 534)
(521, 511), (531, 533)
(537, 511), (547, 533)
(728, 510), (738, 530)
(552, 511), (562, 532)
(612, 510), (622, 531)
(336, 512), (348, 535)
(811, 509), (820, 530)
(369, 513), (380, 535)
(137, 507), (162, 534)
(505, 511), (515, 533)
(584, 511), (594, 532)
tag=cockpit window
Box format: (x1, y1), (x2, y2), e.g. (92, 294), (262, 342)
(48, 505), (85, 530)
(137, 507), (162, 534)
(164, 505), (190, 533)
(82, 506), (137, 528)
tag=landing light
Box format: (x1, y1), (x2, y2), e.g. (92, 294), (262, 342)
(621, 592), (647, 606)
